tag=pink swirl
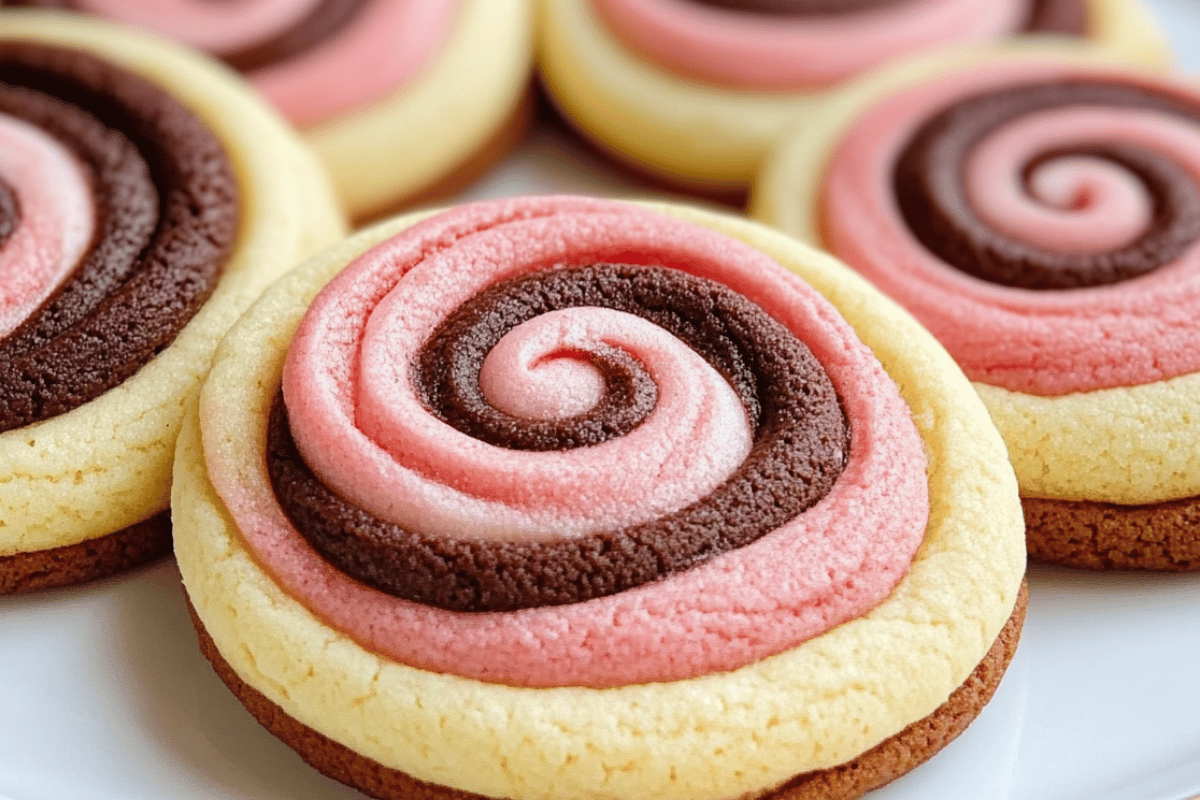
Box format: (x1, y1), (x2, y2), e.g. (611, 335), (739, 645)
(0, 112), (95, 339)
(967, 118), (1156, 255)
(592, 0), (1024, 90)
(820, 61), (1200, 395)
(211, 196), (930, 687)
(71, 0), (458, 127)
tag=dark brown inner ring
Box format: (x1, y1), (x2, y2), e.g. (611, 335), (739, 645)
(893, 80), (1200, 290)
(0, 42), (239, 431)
(268, 264), (850, 613)
(690, 0), (1087, 34)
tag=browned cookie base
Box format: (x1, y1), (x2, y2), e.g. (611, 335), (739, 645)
(0, 510), (171, 594)
(1025, 494), (1200, 571)
(188, 580), (1027, 800)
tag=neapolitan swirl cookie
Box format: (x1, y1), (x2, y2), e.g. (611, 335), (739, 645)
(0, 13), (346, 593)
(173, 196), (1026, 800)
(752, 48), (1200, 570)
(536, 0), (1167, 196)
(2, 1), (536, 220)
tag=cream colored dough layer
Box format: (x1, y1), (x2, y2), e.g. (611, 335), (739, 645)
(306, 0), (534, 220)
(174, 202), (1024, 800)
(0, 12), (347, 557)
(538, 0), (1165, 191)
(750, 45), (1200, 505)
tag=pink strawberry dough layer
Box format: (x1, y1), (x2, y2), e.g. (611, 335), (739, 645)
(212, 196), (930, 687)
(820, 60), (1200, 396)
(0, 112), (95, 338)
(253, 0), (457, 127)
(75, 0), (458, 127)
(592, 0), (1022, 90)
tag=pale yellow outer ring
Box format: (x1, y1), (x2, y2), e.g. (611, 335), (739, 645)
(174, 202), (1025, 800)
(537, 0), (1168, 191)
(0, 12), (347, 557)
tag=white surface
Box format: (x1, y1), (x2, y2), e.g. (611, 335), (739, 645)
(4, 3), (1200, 799)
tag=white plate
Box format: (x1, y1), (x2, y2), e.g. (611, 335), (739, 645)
(4, 4), (1200, 799)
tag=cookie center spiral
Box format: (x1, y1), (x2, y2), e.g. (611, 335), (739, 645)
(894, 80), (1200, 289)
(270, 263), (850, 612)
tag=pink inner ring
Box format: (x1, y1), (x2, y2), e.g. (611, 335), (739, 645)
(209, 197), (929, 688)
(0, 112), (95, 339)
(71, 0), (459, 127)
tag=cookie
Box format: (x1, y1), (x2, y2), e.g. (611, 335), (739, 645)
(3, 1), (537, 220)
(537, 0), (1167, 195)
(173, 196), (1026, 800)
(0, 13), (346, 594)
(751, 48), (1200, 570)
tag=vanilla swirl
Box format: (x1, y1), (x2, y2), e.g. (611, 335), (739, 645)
(7, 0), (458, 126)
(0, 42), (237, 432)
(820, 61), (1200, 396)
(209, 197), (929, 687)
(592, 0), (1084, 91)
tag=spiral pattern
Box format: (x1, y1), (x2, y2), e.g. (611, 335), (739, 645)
(0, 41), (237, 432)
(592, 0), (1085, 91)
(819, 61), (1200, 396)
(271, 261), (849, 612)
(208, 196), (930, 687)
(5, 0), (458, 126)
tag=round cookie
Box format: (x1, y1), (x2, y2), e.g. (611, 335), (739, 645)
(173, 196), (1026, 799)
(751, 47), (1200, 570)
(536, 0), (1167, 195)
(3, 1), (537, 221)
(0, 13), (346, 594)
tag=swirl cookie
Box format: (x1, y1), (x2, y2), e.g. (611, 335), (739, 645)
(752, 49), (1200, 570)
(536, 0), (1166, 196)
(173, 196), (1026, 800)
(0, 13), (346, 594)
(3, 1), (536, 220)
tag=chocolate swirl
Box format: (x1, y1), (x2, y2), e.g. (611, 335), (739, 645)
(894, 80), (1200, 290)
(691, 0), (1086, 32)
(268, 263), (849, 613)
(0, 42), (238, 431)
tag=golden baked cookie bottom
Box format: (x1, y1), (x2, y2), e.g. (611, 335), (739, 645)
(0, 13), (347, 585)
(0, 512), (170, 595)
(188, 582), (1027, 800)
(538, 0), (1166, 192)
(1025, 495), (1200, 571)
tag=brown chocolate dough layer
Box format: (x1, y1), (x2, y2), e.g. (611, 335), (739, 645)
(894, 80), (1200, 290)
(0, 42), (238, 431)
(691, 0), (1086, 34)
(4, 0), (370, 72)
(268, 264), (850, 613)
